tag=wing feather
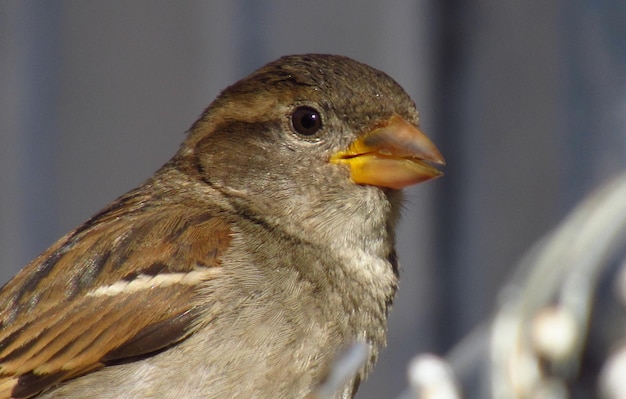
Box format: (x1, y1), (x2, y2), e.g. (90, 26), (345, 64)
(0, 191), (231, 398)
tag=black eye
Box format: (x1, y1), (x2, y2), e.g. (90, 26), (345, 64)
(291, 106), (322, 136)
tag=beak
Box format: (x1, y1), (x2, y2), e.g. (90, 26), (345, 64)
(330, 115), (445, 189)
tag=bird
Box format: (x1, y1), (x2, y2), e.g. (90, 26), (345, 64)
(0, 54), (444, 398)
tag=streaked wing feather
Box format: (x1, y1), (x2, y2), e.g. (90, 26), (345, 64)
(0, 192), (231, 398)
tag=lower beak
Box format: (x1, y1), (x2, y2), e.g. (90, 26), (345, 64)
(330, 115), (445, 189)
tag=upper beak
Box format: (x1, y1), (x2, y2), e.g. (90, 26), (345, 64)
(330, 115), (445, 189)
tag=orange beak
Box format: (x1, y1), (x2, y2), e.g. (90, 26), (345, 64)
(330, 115), (445, 189)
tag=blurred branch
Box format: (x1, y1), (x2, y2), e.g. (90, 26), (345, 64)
(388, 173), (626, 399)
(309, 342), (369, 399)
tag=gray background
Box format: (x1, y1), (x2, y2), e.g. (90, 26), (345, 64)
(1, 1), (625, 398)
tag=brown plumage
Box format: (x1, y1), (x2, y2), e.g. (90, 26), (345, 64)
(0, 54), (444, 398)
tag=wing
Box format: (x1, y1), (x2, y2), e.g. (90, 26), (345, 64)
(0, 190), (231, 398)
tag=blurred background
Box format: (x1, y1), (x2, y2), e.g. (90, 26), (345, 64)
(0, 1), (625, 398)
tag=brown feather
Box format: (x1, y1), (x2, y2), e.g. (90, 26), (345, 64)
(0, 188), (232, 398)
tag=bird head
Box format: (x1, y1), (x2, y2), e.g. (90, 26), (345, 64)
(174, 54), (444, 243)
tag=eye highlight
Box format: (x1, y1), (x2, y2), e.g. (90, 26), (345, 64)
(290, 106), (322, 136)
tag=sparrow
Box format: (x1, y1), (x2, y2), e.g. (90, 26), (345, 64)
(0, 54), (444, 398)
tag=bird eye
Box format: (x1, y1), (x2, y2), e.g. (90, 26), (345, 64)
(291, 106), (322, 136)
